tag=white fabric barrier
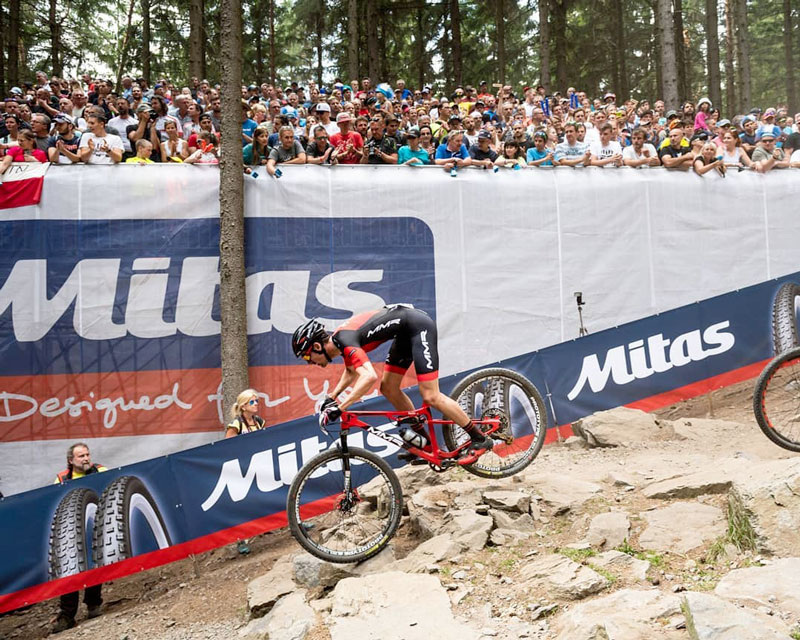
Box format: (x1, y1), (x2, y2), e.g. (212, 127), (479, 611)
(0, 164), (798, 494)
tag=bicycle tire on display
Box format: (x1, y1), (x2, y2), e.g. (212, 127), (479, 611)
(444, 367), (548, 479)
(48, 487), (99, 579)
(754, 347), (800, 452)
(772, 282), (800, 355)
(92, 475), (172, 567)
(287, 447), (403, 563)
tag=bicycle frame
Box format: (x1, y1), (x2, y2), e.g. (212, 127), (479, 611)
(337, 405), (501, 468)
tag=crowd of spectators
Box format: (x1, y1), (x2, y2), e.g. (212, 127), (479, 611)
(2, 70), (800, 177)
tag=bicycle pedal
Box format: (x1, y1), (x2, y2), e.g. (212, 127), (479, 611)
(397, 451), (427, 465)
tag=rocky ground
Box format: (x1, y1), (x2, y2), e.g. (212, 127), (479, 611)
(3, 378), (800, 640)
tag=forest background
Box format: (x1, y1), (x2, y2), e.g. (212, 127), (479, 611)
(1, 0), (798, 114)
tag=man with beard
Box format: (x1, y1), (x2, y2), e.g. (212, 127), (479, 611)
(108, 97), (138, 156)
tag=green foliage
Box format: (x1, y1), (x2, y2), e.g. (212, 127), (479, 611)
(558, 546), (596, 562)
(2, 0), (797, 108)
(615, 539), (664, 567)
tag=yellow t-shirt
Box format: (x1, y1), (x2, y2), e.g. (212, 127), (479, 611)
(54, 465), (107, 484)
(225, 415), (265, 435)
(125, 156), (154, 164)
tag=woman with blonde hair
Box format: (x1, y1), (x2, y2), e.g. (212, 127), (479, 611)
(224, 388), (265, 555)
(225, 388), (265, 438)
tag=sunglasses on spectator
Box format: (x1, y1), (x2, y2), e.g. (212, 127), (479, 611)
(248, 399), (258, 405)
(315, 135), (328, 140)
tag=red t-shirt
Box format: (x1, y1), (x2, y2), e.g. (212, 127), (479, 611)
(329, 131), (363, 164)
(6, 146), (47, 163)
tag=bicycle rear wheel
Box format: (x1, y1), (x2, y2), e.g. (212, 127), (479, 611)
(754, 347), (800, 452)
(444, 367), (548, 478)
(286, 446), (403, 563)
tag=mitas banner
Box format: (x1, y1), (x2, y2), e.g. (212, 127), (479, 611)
(0, 272), (793, 613)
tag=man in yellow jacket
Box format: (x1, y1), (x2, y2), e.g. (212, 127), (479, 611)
(52, 443), (107, 633)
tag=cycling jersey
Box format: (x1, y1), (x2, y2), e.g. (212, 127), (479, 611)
(332, 304), (439, 381)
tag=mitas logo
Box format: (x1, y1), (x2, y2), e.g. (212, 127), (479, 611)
(567, 320), (735, 400)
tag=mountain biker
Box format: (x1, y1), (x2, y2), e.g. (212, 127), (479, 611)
(291, 304), (492, 459)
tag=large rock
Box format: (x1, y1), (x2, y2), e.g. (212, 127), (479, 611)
(248, 556), (297, 618)
(327, 571), (475, 640)
(239, 591), (315, 640)
(442, 509), (493, 551)
(572, 407), (676, 448)
(293, 553), (358, 588)
(522, 473), (602, 512)
(519, 554), (609, 600)
(642, 469), (733, 500)
(715, 559), (800, 618)
(586, 511), (630, 549)
(591, 551), (650, 582)
(554, 588), (682, 640)
(682, 591), (792, 640)
(385, 534), (464, 573)
(728, 459), (800, 555)
(482, 490), (531, 513)
(638, 502), (725, 554)
(490, 509), (536, 533)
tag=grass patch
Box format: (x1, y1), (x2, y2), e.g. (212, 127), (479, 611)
(705, 536), (729, 564)
(587, 562), (617, 585)
(726, 495), (757, 553)
(681, 599), (697, 638)
(789, 630), (800, 640)
(558, 547), (596, 562)
(614, 539), (664, 567)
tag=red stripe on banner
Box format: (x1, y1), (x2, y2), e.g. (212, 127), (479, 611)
(0, 363), (418, 442)
(0, 510), (290, 614)
(544, 359), (768, 443)
(0, 175), (44, 209)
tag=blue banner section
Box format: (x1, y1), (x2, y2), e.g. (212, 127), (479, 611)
(0, 217), (436, 376)
(0, 272), (795, 609)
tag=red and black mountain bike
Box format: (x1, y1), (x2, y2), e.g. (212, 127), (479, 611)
(286, 367), (548, 563)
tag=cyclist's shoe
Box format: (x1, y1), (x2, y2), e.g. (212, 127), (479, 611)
(87, 604), (103, 619)
(467, 431), (494, 453)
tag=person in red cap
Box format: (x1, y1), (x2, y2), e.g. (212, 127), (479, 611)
(329, 111), (363, 164)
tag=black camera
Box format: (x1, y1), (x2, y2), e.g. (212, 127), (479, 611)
(149, 111), (157, 121)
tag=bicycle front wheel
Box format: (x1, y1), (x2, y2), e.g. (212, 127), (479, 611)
(754, 347), (800, 452)
(444, 367), (548, 478)
(286, 446), (403, 563)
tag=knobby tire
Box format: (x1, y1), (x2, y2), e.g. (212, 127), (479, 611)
(754, 347), (800, 452)
(287, 447), (403, 563)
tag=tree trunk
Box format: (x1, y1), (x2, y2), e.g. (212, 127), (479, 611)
(440, 1), (451, 88)
(495, 0), (506, 84)
(316, 2), (324, 88)
(366, 0), (379, 86)
(733, 0), (751, 112)
(0, 0), (5, 96)
(189, 0), (204, 81)
(705, 0), (721, 109)
(450, 0), (462, 87)
(253, 0), (264, 80)
(539, 0), (551, 91)
(657, 0), (678, 109)
(115, 0), (137, 92)
(673, 0), (689, 101)
(784, 0), (797, 113)
(218, 0), (249, 419)
(348, 0), (359, 82)
(379, 4), (387, 81)
(269, 0), (276, 85)
(142, 0), (151, 85)
(415, 5), (424, 89)
(553, 0), (568, 93)
(724, 0), (736, 114)
(612, 0), (627, 99)
(8, 0), (20, 88)
(49, 0), (61, 76)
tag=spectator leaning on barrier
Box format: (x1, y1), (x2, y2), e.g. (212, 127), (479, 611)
(125, 138), (155, 163)
(51, 443), (107, 634)
(0, 129), (47, 174)
(659, 124), (694, 169)
(622, 127), (660, 168)
(554, 122), (591, 166)
(526, 130), (554, 166)
(468, 129), (497, 168)
(305, 124), (338, 164)
(397, 126), (430, 165)
(751, 131), (789, 172)
(361, 117), (397, 164)
(30, 113), (52, 152)
(79, 113), (123, 164)
(266, 125), (306, 176)
(47, 113), (82, 164)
